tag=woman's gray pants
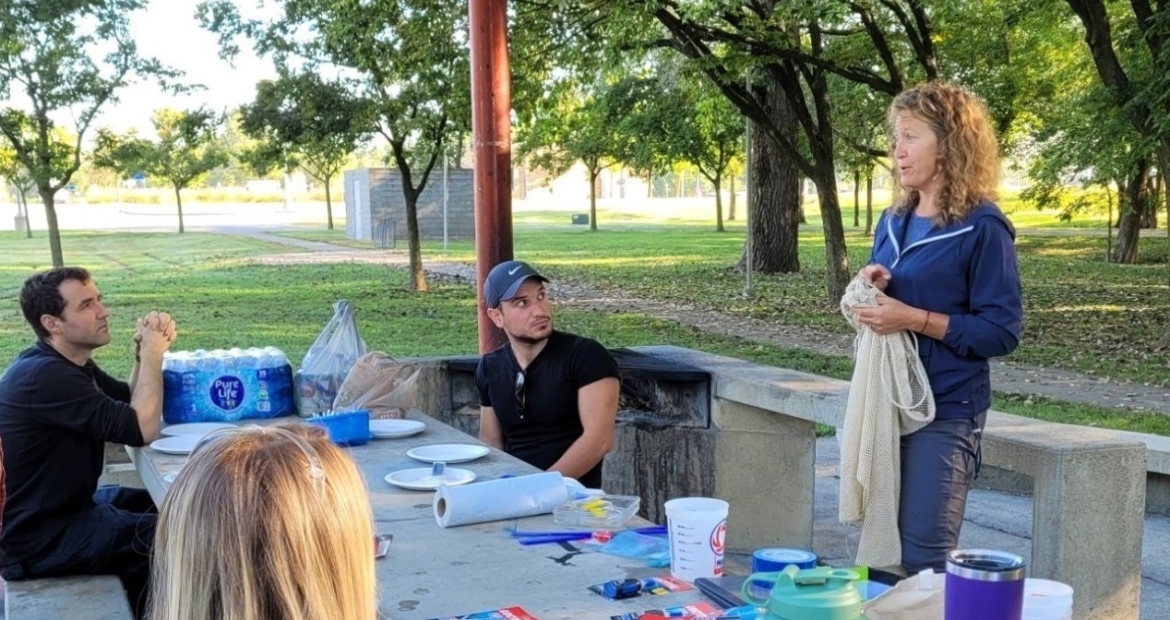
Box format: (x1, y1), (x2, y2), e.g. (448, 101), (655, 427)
(898, 411), (987, 574)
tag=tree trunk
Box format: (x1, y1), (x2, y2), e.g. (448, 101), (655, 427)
(1114, 161), (1149, 264)
(647, 173), (653, 198)
(404, 188), (429, 291)
(324, 175), (335, 230)
(738, 73), (801, 274)
(590, 166), (599, 231)
(811, 163), (849, 303)
(798, 179), (807, 224)
(728, 174), (737, 221)
(1106, 182), (1114, 262)
(19, 191), (32, 238)
(865, 170), (874, 237)
(175, 186), (186, 234)
(1140, 176), (1158, 229)
(853, 170), (861, 227)
(39, 188), (64, 267)
(282, 170), (292, 210)
(714, 171), (724, 232)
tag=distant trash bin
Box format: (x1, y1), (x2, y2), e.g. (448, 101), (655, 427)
(14, 214), (28, 234)
(374, 217), (396, 249)
(571, 213), (589, 225)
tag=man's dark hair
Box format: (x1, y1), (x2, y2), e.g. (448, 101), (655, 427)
(20, 267), (92, 339)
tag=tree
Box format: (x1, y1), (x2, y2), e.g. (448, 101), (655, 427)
(519, 1), (956, 303)
(610, 63), (745, 232)
(239, 73), (375, 230)
(0, 140), (35, 238)
(518, 79), (623, 231)
(0, 0), (180, 266)
(674, 76), (744, 233)
(199, 0), (471, 292)
(95, 109), (228, 233)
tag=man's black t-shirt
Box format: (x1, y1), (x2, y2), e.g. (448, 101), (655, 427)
(0, 341), (145, 564)
(475, 331), (619, 488)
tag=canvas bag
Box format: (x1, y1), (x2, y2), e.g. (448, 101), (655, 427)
(333, 351), (421, 419)
(839, 276), (935, 568)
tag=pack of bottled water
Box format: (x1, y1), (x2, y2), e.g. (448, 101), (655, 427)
(162, 347), (297, 423)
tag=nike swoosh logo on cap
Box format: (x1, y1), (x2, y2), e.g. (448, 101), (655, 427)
(508, 266), (521, 275)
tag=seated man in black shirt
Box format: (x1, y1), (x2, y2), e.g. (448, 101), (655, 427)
(0, 267), (177, 619)
(475, 261), (620, 489)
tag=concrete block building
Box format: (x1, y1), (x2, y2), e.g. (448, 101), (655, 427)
(344, 167), (474, 245)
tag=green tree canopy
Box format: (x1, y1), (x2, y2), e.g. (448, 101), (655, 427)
(0, 0), (181, 266)
(239, 73), (375, 230)
(199, 0), (470, 291)
(95, 108), (228, 233)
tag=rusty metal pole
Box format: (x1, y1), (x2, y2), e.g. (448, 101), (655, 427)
(469, 0), (513, 353)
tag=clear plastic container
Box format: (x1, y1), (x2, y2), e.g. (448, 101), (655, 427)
(553, 495), (641, 529)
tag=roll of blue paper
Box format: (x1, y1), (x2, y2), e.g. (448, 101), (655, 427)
(752, 548), (818, 573)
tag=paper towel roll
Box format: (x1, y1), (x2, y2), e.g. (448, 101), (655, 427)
(433, 472), (568, 528)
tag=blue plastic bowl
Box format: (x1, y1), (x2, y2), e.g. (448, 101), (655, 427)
(307, 410), (370, 447)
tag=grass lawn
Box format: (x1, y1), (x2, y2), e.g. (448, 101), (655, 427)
(3, 224), (1170, 437)
(283, 192), (1170, 387)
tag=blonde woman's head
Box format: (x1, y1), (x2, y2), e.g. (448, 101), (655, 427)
(149, 422), (377, 620)
(888, 81), (1000, 224)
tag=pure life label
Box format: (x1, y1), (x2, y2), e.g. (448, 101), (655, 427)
(210, 376), (245, 411)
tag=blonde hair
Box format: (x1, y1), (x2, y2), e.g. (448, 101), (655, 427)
(888, 82), (1000, 225)
(148, 422), (377, 620)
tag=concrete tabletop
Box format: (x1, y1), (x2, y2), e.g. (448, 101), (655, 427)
(131, 412), (711, 619)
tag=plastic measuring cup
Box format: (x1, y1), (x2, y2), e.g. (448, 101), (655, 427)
(665, 497), (728, 582)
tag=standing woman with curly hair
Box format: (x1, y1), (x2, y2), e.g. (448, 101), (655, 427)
(148, 423), (378, 620)
(851, 82), (1023, 573)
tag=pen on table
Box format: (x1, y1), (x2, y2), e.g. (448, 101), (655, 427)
(511, 525), (667, 538)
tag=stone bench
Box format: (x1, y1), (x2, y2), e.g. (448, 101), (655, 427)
(4, 575), (134, 620)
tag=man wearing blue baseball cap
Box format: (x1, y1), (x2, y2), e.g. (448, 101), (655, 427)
(474, 260), (620, 489)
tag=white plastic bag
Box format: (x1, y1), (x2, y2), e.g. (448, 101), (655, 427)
(296, 300), (367, 416)
(863, 569), (945, 620)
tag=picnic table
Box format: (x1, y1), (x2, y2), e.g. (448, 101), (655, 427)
(130, 411), (714, 619)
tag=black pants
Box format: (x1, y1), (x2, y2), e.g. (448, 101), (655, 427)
(1, 486), (157, 619)
(898, 412), (986, 574)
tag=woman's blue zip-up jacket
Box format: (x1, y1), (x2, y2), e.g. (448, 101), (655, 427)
(870, 201), (1023, 420)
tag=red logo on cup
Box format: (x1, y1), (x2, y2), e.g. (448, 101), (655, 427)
(710, 520), (727, 555)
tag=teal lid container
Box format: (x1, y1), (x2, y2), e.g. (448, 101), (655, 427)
(741, 565), (863, 620)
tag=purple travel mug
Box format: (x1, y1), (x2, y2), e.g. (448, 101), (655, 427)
(945, 549), (1026, 620)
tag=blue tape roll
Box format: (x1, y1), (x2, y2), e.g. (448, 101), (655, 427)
(752, 548), (818, 573)
(750, 548), (819, 597)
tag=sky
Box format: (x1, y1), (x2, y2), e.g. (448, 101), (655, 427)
(100, 0), (277, 134)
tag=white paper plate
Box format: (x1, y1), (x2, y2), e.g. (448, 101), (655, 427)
(163, 472), (179, 484)
(383, 467), (476, 491)
(160, 422), (236, 437)
(406, 444), (490, 464)
(369, 419), (426, 439)
(149, 435), (203, 455)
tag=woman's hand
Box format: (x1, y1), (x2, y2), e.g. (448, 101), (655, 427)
(859, 264), (891, 291)
(852, 293), (920, 335)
